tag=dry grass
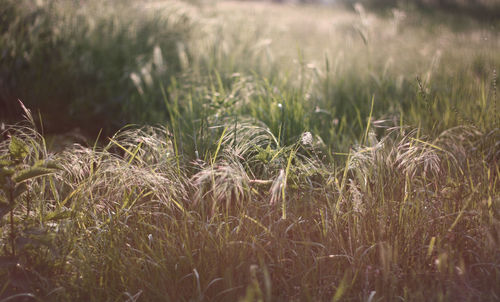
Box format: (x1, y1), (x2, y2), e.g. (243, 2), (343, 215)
(1, 1), (499, 301)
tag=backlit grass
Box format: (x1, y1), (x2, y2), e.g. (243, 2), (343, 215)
(1, 0), (499, 301)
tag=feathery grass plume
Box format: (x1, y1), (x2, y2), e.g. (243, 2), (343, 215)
(216, 117), (278, 156)
(191, 155), (250, 214)
(433, 126), (500, 198)
(220, 117), (281, 179)
(269, 169), (285, 206)
(349, 179), (365, 214)
(54, 126), (188, 217)
(345, 127), (446, 214)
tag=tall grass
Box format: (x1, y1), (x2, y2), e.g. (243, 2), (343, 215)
(0, 0), (499, 301)
(1, 106), (498, 301)
(0, 0), (193, 135)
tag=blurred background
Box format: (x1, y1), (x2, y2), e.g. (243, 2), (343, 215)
(1, 0), (498, 146)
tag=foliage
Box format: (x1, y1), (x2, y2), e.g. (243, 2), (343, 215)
(1, 112), (499, 301)
(0, 0), (499, 301)
(349, 0), (500, 20)
(0, 0), (192, 136)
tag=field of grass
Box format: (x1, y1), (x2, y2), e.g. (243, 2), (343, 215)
(1, 0), (499, 301)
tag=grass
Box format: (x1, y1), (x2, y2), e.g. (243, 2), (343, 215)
(1, 0), (499, 301)
(0, 0), (192, 136)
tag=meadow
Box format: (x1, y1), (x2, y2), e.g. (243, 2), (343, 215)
(0, 0), (499, 301)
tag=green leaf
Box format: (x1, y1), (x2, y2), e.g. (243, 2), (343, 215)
(42, 160), (61, 170)
(9, 136), (29, 161)
(45, 209), (72, 221)
(0, 155), (12, 167)
(0, 167), (15, 178)
(33, 159), (61, 170)
(13, 166), (55, 183)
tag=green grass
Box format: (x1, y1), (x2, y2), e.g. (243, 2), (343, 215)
(1, 0), (192, 136)
(1, 0), (499, 301)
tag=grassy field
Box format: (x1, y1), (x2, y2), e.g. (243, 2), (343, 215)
(1, 0), (499, 301)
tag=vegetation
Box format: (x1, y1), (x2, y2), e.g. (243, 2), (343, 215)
(1, 0), (499, 301)
(0, 0), (191, 135)
(352, 0), (500, 20)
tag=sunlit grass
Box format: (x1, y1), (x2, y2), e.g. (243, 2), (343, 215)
(0, 0), (499, 301)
